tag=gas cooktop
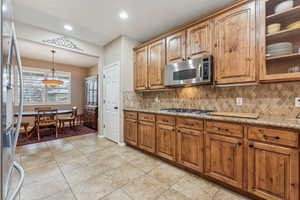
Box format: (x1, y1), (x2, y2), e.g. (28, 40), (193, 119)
(160, 108), (215, 115)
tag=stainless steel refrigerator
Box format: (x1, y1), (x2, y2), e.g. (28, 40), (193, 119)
(1, 0), (24, 199)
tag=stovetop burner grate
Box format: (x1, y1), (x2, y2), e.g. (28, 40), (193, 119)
(160, 108), (215, 115)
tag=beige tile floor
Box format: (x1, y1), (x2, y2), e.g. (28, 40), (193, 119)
(15, 133), (252, 200)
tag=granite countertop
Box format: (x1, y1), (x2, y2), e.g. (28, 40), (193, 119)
(124, 108), (300, 130)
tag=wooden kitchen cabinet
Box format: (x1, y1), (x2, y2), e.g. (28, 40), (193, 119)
(124, 119), (138, 146)
(186, 20), (212, 59)
(138, 120), (156, 153)
(177, 128), (204, 172)
(166, 31), (186, 64)
(148, 39), (166, 89)
(156, 123), (176, 161)
(205, 134), (244, 189)
(134, 47), (148, 90)
(247, 142), (299, 200)
(214, 1), (256, 84)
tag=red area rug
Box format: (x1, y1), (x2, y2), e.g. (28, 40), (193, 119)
(17, 125), (97, 146)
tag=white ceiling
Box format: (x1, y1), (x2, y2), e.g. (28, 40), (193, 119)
(4, 38), (99, 67)
(13, 0), (236, 46)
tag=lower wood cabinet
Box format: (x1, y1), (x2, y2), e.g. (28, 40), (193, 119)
(124, 119), (138, 146)
(247, 142), (299, 200)
(177, 128), (204, 172)
(205, 134), (243, 189)
(138, 120), (156, 153)
(124, 111), (300, 200)
(156, 123), (176, 161)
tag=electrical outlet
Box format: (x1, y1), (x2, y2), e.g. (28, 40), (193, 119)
(236, 97), (243, 106)
(295, 98), (300, 107)
(155, 96), (160, 103)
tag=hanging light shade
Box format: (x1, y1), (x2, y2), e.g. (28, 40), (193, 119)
(43, 50), (64, 86)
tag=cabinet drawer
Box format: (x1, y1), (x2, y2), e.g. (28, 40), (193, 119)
(157, 115), (175, 125)
(177, 117), (203, 131)
(125, 111), (137, 120)
(138, 113), (155, 122)
(206, 121), (243, 138)
(248, 126), (299, 148)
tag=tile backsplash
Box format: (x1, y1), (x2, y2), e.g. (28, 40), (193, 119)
(124, 82), (300, 118)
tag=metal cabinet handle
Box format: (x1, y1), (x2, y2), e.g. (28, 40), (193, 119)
(218, 127), (229, 132)
(7, 161), (25, 200)
(185, 123), (194, 126)
(263, 134), (280, 140)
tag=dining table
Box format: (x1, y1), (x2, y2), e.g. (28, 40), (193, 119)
(14, 109), (73, 135)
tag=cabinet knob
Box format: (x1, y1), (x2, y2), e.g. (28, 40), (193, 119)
(237, 142), (242, 146)
(249, 144), (254, 148)
(187, 57), (191, 60)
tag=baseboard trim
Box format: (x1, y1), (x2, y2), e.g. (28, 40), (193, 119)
(118, 142), (126, 146)
(98, 135), (105, 138)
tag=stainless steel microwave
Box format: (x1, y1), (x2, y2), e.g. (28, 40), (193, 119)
(164, 56), (213, 87)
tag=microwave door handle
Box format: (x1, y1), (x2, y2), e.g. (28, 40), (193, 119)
(6, 161), (25, 200)
(11, 25), (24, 156)
(199, 63), (203, 80)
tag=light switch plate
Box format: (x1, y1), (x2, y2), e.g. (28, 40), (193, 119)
(236, 97), (243, 106)
(295, 98), (300, 107)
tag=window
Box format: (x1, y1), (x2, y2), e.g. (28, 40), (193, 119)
(15, 67), (71, 105)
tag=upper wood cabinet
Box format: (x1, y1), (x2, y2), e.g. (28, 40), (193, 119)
(186, 21), (212, 59)
(166, 31), (186, 64)
(205, 134), (243, 189)
(247, 142), (299, 200)
(259, 0), (300, 82)
(134, 47), (148, 90)
(148, 39), (166, 89)
(214, 1), (256, 84)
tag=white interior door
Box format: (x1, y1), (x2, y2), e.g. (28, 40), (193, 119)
(103, 62), (120, 143)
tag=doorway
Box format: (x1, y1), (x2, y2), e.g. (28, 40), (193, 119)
(102, 62), (120, 143)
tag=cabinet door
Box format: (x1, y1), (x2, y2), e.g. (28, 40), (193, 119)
(205, 134), (243, 189)
(138, 121), (156, 153)
(214, 1), (256, 84)
(248, 142), (299, 200)
(134, 47), (148, 90)
(148, 39), (166, 89)
(177, 128), (203, 172)
(166, 31), (186, 64)
(124, 119), (138, 146)
(187, 21), (211, 59)
(156, 123), (176, 161)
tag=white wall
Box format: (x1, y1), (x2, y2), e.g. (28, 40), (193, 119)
(98, 36), (140, 144)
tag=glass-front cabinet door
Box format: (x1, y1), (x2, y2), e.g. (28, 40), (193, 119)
(85, 76), (98, 106)
(260, 0), (300, 82)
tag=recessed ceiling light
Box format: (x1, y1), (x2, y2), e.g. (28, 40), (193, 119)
(119, 11), (128, 20)
(64, 24), (73, 31)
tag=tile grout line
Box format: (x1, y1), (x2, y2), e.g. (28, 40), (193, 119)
(49, 140), (79, 200)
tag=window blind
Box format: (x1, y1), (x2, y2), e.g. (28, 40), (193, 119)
(16, 67), (71, 105)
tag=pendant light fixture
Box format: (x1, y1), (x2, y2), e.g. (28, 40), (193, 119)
(42, 50), (63, 86)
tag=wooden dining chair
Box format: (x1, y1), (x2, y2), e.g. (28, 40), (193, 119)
(58, 107), (78, 133)
(35, 109), (58, 140)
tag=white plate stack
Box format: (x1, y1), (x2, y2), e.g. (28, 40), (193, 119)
(267, 42), (293, 56)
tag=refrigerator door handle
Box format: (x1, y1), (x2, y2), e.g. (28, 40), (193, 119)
(11, 24), (24, 156)
(6, 162), (24, 200)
